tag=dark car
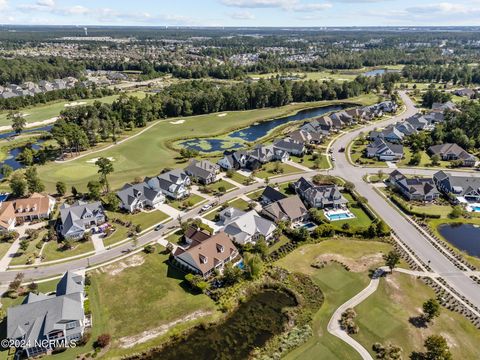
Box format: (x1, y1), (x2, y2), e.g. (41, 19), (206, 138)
(155, 224), (164, 231)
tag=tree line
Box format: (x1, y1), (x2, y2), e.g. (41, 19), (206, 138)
(403, 64), (480, 85)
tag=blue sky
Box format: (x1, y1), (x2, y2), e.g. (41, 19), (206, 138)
(0, 0), (479, 27)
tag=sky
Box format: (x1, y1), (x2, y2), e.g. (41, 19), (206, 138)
(0, 0), (480, 27)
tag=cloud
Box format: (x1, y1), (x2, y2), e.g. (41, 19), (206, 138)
(292, 3), (332, 11)
(406, 2), (472, 15)
(36, 0), (55, 7)
(230, 11), (256, 19)
(221, 0), (297, 8)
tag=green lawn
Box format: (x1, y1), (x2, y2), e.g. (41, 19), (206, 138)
(290, 153), (330, 170)
(228, 198), (251, 211)
(166, 229), (184, 245)
(103, 225), (130, 248)
(398, 148), (452, 169)
(169, 194), (206, 210)
(41, 239), (95, 262)
(205, 179), (237, 193)
(383, 189), (453, 218)
(9, 230), (47, 266)
(35, 96), (376, 193)
(349, 139), (388, 167)
(107, 210), (170, 231)
(226, 171), (249, 185)
(323, 193), (374, 231)
(353, 273), (480, 359)
(255, 162), (302, 179)
(268, 235), (290, 254)
(0, 241), (13, 262)
(90, 251), (218, 358)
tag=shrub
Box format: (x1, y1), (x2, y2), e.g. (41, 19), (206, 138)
(95, 334), (111, 348)
(144, 244), (156, 254)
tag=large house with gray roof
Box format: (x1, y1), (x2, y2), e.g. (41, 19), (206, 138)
(116, 182), (165, 213)
(184, 159), (219, 185)
(261, 195), (309, 225)
(7, 271), (87, 358)
(433, 171), (480, 202)
(58, 201), (106, 240)
(388, 170), (439, 202)
(366, 138), (404, 161)
(293, 177), (348, 209)
(428, 143), (477, 167)
(147, 169), (191, 199)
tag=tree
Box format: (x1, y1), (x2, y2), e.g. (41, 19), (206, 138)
(95, 334), (111, 348)
(25, 167), (45, 193)
(343, 181), (355, 191)
(222, 263), (243, 286)
(95, 157), (114, 193)
(383, 251), (401, 273)
(56, 181), (66, 196)
(184, 273), (210, 293)
(10, 172), (27, 198)
(0, 164), (13, 179)
(19, 147), (34, 166)
(103, 192), (120, 211)
(87, 180), (102, 200)
(376, 220), (390, 236)
(9, 112), (26, 134)
(253, 236), (268, 259)
(244, 253), (264, 280)
(411, 335), (452, 360)
(431, 154), (441, 166)
(422, 298), (440, 322)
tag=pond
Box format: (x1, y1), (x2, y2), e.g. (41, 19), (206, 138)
(133, 289), (297, 360)
(179, 104), (348, 153)
(438, 223), (480, 258)
(0, 140), (46, 177)
(364, 69), (401, 77)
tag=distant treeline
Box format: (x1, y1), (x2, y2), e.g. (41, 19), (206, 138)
(403, 64), (480, 85)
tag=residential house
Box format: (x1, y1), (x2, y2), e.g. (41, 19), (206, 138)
(454, 88), (475, 98)
(218, 207), (276, 244)
(260, 186), (287, 205)
(147, 169), (191, 199)
(433, 171), (480, 202)
(428, 143), (477, 167)
(369, 125), (408, 143)
(293, 177), (348, 209)
(273, 138), (305, 156)
(184, 159), (220, 185)
(173, 231), (239, 278)
(11, 193), (56, 222)
(116, 182), (165, 213)
(58, 201), (106, 240)
(366, 138), (404, 161)
(388, 170), (439, 202)
(405, 114), (431, 131)
(217, 152), (239, 170)
(184, 224), (211, 245)
(288, 129), (323, 144)
(0, 202), (16, 232)
(261, 195), (309, 224)
(432, 101), (457, 112)
(7, 271), (87, 358)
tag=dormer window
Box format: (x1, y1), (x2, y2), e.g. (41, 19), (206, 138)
(199, 255), (208, 264)
(216, 244), (224, 253)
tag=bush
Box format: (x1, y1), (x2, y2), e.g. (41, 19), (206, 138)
(78, 331), (92, 346)
(95, 334), (111, 348)
(390, 194), (441, 219)
(144, 244), (156, 254)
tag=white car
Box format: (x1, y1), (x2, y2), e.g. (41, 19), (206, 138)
(201, 204), (212, 212)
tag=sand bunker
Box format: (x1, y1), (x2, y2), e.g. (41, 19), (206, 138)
(217, 113), (227, 117)
(86, 157), (115, 164)
(65, 101), (87, 107)
(313, 253), (384, 272)
(170, 120), (185, 124)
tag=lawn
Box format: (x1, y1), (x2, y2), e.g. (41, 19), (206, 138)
(320, 193), (374, 231)
(353, 272), (480, 359)
(228, 197), (251, 211)
(226, 171), (249, 185)
(398, 148), (452, 169)
(9, 229), (47, 266)
(166, 229), (184, 245)
(383, 189), (453, 218)
(90, 251), (218, 357)
(0, 241), (13, 262)
(268, 235), (290, 254)
(102, 225), (130, 248)
(169, 194), (206, 210)
(205, 179), (237, 193)
(107, 209), (170, 231)
(35, 95), (377, 193)
(41, 239), (95, 262)
(290, 153), (330, 170)
(349, 139), (388, 167)
(255, 162), (302, 179)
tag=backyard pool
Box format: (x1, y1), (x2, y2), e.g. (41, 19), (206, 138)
(324, 209), (355, 221)
(236, 260), (245, 270)
(301, 222), (317, 230)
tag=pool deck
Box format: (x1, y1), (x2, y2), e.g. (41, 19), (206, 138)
(324, 208), (356, 221)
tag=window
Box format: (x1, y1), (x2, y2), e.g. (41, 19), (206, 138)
(66, 321), (78, 330)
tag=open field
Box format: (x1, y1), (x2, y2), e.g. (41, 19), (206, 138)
(35, 95), (377, 193)
(0, 92), (146, 127)
(354, 272), (480, 359)
(90, 251), (218, 358)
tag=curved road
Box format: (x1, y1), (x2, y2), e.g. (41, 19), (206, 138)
(1, 91), (479, 312)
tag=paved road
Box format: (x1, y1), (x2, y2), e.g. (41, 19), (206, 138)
(330, 91), (480, 309)
(1, 91), (479, 312)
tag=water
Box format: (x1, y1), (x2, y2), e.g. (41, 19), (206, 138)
(326, 212), (352, 221)
(0, 140), (46, 175)
(180, 104), (348, 153)
(132, 289), (296, 360)
(302, 222), (317, 230)
(0, 125), (52, 140)
(364, 69), (401, 77)
(438, 223), (480, 257)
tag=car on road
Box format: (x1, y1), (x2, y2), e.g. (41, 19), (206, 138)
(201, 204), (212, 212)
(331, 156), (336, 162)
(155, 224), (164, 231)
(338, 147), (345, 152)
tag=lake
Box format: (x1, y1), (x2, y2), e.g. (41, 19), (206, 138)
(438, 223), (480, 257)
(130, 289), (297, 360)
(180, 104), (348, 153)
(364, 69), (401, 77)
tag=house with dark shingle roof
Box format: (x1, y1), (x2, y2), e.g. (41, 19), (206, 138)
(58, 201), (106, 240)
(366, 138), (403, 161)
(433, 171), (480, 202)
(388, 170), (439, 202)
(293, 177), (348, 209)
(116, 182), (165, 213)
(273, 138), (306, 156)
(428, 143), (477, 167)
(184, 159), (219, 185)
(147, 169), (191, 199)
(7, 271), (86, 358)
(260, 186), (287, 205)
(173, 232), (239, 278)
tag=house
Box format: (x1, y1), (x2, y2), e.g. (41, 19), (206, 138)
(249, 144), (289, 164)
(218, 208), (276, 245)
(405, 115), (431, 131)
(454, 88), (475, 98)
(184, 225), (211, 245)
(369, 125), (408, 143)
(218, 145), (288, 172)
(147, 169), (191, 199)
(388, 170), (440, 202)
(184, 159), (219, 185)
(288, 129), (324, 144)
(217, 152), (238, 170)
(58, 201), (106, 240)
(293, 177), (348, 209)
(173, 231), (239, 278)
(433, 171), (480, 202)
(366, 138), (404, 161)
(260, 186), (287, 205)
(273, 138), (305, 156)
(428, 143), (477, 167)
(261, 195), (309, 224)
(0, 202), (16, 232)
(116, 182), (165, 213)
(10, 193), (56, 222)
(7, 271), (87, 358)
(432, 101), (456, 112)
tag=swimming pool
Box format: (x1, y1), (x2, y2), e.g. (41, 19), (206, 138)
(324, 210), (355, 221)
(0, 194), (9, 202)
(472, 206), (480, 212)
(302, 222), (317, 230)
(236, 260), (245, 270)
